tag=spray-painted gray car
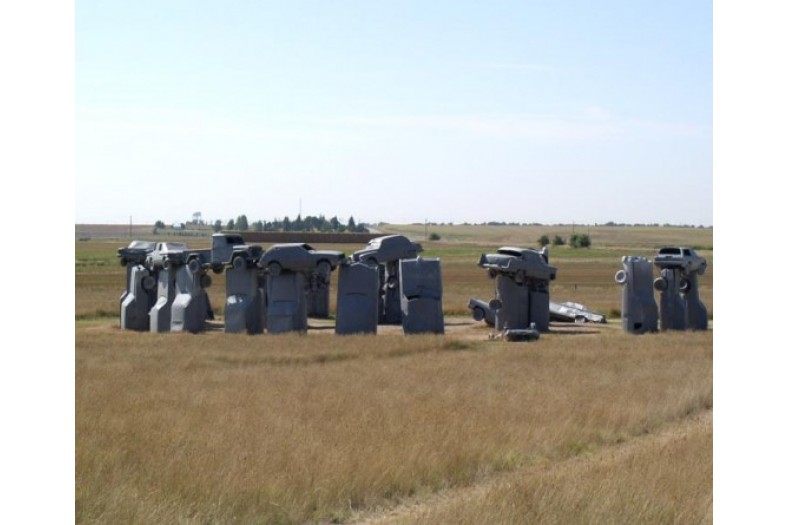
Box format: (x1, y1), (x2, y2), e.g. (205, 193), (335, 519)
(477, 247), (557, 282)
(118, 240), (156, 266)
(351, 235), (423, 264)
(210, 233), (264, 271)
(653, 247), (707, 274)
(258, 243), (345, 276)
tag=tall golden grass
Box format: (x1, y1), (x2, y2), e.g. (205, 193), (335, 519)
(76, 326), (711, 523)
(394, 412), (712, 524)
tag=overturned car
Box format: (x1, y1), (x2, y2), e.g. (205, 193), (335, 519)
(477, 247), (557, 283)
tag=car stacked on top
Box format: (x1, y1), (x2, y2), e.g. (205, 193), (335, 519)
(477, 246), (557, 283)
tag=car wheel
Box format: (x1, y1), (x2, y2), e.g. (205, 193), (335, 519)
(487, 269), (498, 279)
(698, 264), (706, 276)
(367, 257), (378, 266)
(163, 259), (172, 271)
(317, 260), (332, 276)
(653, 277), (667, 291)
(268, 262), (282, 276)
(679, 278), (691, 292)
(574, 316), (588, 324)
(212, 263), (224, 275)
(142, 275), (156, 291)
(472, 307), (486, 322)
(614, 270), (627, 284)
(232, 256), (246, 270)
(200, 274), (212, 289)
(188, 259), (201, 273)
(119, 257), (127, 267)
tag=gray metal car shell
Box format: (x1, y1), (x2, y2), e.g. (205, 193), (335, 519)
(478, 247), (556, 282)
(258, 243), (345, 275)
(118, 240), (156, 266)
(549, 301), (607, 323)
(351, 235), (423, 264)
(211, 233), (264, 270)
(653, 247), (707, 274)
(467, 298), (496, 327)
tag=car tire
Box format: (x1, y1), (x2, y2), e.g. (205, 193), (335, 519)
(119, 257), (127, 267)
(232, 256), (246, 270)
(614, 270), (627, 284)
(200, 274), (212, 288)
(317, 260), (332, 276)
(679, 278), (691, 292)
(698, 264), (706, 276)
(142, 275), (156, 291)
(653, 277), (667, 291)
(268, 262), (282, 276)
(212, 263), (224, 275)
(574, 316), (588, 324)
(487, 269), (498, 279)
(472, 307), (486, 322)
(188, 259), (201, 273)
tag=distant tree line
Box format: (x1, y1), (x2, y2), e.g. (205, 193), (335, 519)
(211, 214), (368, 234)
(453, 221), (710, 229)
(537, 233), (590, 248)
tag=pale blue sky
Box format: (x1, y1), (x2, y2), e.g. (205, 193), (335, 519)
(76, 0), (712, 226)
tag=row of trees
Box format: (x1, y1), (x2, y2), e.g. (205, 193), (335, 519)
(537, 234), (591, 248)
(211, 214), (368, 233)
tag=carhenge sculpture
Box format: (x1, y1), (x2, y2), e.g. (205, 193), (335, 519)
(477, 247), (557, 333)
(399, 256), (445, 334)
(258, 243), (345, 333)
(221, 236), (266, 335)
(614, 256), (659, 334)
(350, 235), (424, 325)
(653, 247), (708, 331)
(118, 240), (157, 331)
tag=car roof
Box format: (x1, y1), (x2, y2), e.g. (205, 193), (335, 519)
(271, 243), (313, 250)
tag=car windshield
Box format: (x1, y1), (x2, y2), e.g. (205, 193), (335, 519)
(659, 247), (681, 255)
(498, 248), (525, 257)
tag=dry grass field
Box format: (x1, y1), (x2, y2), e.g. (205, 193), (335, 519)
(75, 224), (712, 524)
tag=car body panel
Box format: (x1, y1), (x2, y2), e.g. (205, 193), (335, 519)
(477, 247), (556, 281)
(549, 301), (607, 323)
(653, 246), (707, 274)
(117, 240), (156, 266)
(351, 235), (423, 264)
(259, 243), (345, 273)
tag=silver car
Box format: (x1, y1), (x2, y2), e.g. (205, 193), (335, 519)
(654, 247), (707, 274)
